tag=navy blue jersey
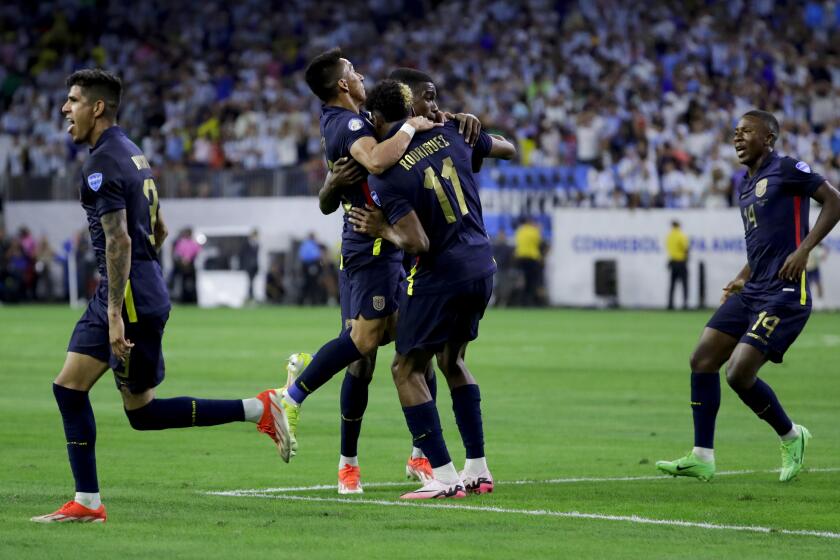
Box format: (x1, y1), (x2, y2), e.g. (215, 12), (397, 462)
(738, 152), (825, 303)
(80, 126), (170, 317)
(320, 105), (401, 271)
(368, 121), (495, 295)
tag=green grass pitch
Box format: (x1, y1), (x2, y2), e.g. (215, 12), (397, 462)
(1, 305), (838, 559)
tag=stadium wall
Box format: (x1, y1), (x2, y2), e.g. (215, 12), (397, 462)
(548, 209), (840, 309)
(5, 197), (343, 271)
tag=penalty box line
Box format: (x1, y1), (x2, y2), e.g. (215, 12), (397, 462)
(204, 467), (840, 541)
(206, 492), (840, 541)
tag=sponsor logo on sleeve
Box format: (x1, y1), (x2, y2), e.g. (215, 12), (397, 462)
(795, 161), (811, 173)
(87, 172), (103, 191)
(348, 118), (364, 132)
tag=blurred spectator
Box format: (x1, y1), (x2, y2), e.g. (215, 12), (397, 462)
(513, 217), (543, 307)
(806, 242), (829, 308)
(265, 255), (287, 304)
(172, 228), (201, 303)
(239, 229), (260, 302)
(665, 220), (690, 310)
(297, 232), (323, 305)
(492, 230), (515, 307)
(34, 235), (56, 301)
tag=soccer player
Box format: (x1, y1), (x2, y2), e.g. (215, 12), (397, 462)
(283, 48), (440, 494)
(32, 69), (292, 523)
(349, 80), (516, 498)
(656, 110), (840, 482)
(310, 64), (485, 493)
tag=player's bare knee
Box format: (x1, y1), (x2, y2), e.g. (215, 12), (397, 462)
(347, 356), (374, 382)
(725, 364), (755, 391)
(689, 349), (721, 373)
(350, 324), (383, 355)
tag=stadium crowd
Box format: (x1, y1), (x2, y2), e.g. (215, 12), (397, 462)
(1, 0), (839, 208)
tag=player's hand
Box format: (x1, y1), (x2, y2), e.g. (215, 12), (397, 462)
(407, 116), (443, 132)
(108, 314), (134, 362)
(348, 204), (388, 238)
(331, 157), (366, 188)
(720, 278), (745, 304)
(778, 247), (809, 282)
(445, 112), (482, 146)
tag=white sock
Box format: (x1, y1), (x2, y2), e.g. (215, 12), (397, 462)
(780, 425), (800, 441)
(75, 492), (101, 509)
(692, 446), (715, 462)
(464, 457), (488, 476)
(411, 446), (425, 459)
(339, 455), (358, 468)
(242, 398), (263, 423)
(282, 388), (301, 407)
(432, 462), (460, 484)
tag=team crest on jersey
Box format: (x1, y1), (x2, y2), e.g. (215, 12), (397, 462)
(372, 295), (385, 311)
(348, 118), (364, 132)
(755, 178), (768, 198)
(87, 172), (103, 191)
(370, 190), (381, 206)
(795, 161), (811, 173)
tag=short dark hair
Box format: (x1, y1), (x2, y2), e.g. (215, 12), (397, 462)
(365, 79), (412, 122)
(305, 48), (345, 102)
(743, 110), (780, 144)
(388, 67), (435, 92)
(66, 69), (122, 118)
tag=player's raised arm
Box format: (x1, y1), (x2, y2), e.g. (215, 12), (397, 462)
(101, 209), (134, 360)
(349, 115), (440, 175)
(779, 181), (840, 281)
(318, 157), (366, 215)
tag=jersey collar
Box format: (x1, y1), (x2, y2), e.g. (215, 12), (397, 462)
(90, 126), (123, 153)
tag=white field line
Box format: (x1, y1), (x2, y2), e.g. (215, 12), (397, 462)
(205, 492), (840, 540)
(209, 466), (840, 495)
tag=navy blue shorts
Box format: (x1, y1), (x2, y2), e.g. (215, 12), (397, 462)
(395, 275), (493, 355)
(67, 298), (167, 393)
(706, 291), (811, 363)
(339, 260), (403, 331)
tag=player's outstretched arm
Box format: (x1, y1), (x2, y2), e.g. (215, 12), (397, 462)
(101, 209), (134, 360)
(348, 205), (429, 254)
(779, 181), (840, 281)
(319, 157), (366, 215)
(488, 134), (517, 160)
(349, 116), (441, 175)
(154, 207), (168, 251)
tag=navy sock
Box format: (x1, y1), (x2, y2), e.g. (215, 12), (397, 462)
(340, 372), (370, 457)
(402, 401), (451, 468)
(125, 397), (244, 430)
(425, 365), (437, 402)
(734, 378), (793, 436)
(53, 384), (99, 493)
(290, 334), (363, 404)
(691, 372), (720, 449)
(451, 384), (484, 458)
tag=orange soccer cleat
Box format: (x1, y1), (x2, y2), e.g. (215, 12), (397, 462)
(405, 457), (434, 483)
(338, 464), (363, 494)
(255, 389), (293, 463)
(31, 501), (107, 523)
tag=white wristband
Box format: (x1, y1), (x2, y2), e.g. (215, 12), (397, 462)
(399, 122), (416, 140)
